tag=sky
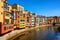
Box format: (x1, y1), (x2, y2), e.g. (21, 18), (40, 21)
(7, 0), (60, 16)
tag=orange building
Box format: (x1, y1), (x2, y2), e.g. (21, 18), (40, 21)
(12, 4), (24, 29)
(15, 11), (20, 29)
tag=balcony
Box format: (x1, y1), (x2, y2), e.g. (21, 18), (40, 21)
(3, 2), (8, 11)
(3, 7), (8, 11)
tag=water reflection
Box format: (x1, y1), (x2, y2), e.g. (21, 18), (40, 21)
(14, 30), (37, 40)
(14, 26), (60, 40)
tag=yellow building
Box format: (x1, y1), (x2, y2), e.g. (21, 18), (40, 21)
(20, 11), (27, 28)
(8, 5), (12, 12)
(0, 0), (13, 24)
(0, 0), (14, 34)
(3, 2), (12, 24)
(4, 4), (13, 24)
(0, 0), (5, 23)
(0, 0), (9, 24)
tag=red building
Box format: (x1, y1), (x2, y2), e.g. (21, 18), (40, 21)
(0, 11), (14, 35)
(25, 10), (32, 28)
(15, 11), (20, 29)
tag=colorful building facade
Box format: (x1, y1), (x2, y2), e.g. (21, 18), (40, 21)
(20, 11), (27, 28)
(31, 13), (36, 27)
(36, 15), (40, 27)
(39, 16), (47, 25)
(25, 10), (32, 28)
(1, 0), (60, 36)
(12, 4), (20, 29)
(12, 4), (26, 29)
(0, 0), (14, 35)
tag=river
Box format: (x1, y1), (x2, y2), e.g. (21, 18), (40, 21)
(14, 26), (60, 40)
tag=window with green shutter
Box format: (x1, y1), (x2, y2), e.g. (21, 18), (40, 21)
(6, 13), (10, 16)
(4, 27), (6, 30)
(5, 19), (9, 24)
(9, 26), (12, 29)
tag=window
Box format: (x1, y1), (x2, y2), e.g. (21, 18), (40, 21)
(4, 27), (6, 30)
(9, 26), (12, 29)
(6, 13), (10, 16)
(5, 19), (9, 24)
(32, 17), (34, 19)
(3, 2), (8, 10)
(27, 20), (29, 22)
(27, 17), (29, 22)
(20, 20), (25, 22)
(0, 22), (2, 28)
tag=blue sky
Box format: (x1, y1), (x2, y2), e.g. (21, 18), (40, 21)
(7, 0), (60, 16)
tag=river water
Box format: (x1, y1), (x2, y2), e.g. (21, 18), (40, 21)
(14, 26), (60, 40)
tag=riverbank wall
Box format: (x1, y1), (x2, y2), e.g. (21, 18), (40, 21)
(0, 24), (52, 40)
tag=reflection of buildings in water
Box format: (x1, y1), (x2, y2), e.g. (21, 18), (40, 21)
(14, 30), (37, 40)
(14, 26), (58, 40)
(41, 27), (46, 32)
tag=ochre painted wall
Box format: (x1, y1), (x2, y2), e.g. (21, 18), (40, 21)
(0, 2), (4, 23)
